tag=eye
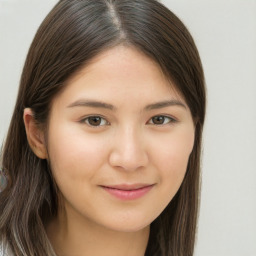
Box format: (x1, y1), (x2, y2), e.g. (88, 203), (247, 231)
(148, 115), (176, 125)
(81, 116), (109, 127)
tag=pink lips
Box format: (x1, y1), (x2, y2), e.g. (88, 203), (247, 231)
(100, 184), (154, 200)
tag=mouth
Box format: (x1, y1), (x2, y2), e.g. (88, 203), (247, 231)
(100, 183), (155, 200)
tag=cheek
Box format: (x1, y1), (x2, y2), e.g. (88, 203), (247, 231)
(47, 123), (108, 183)
(151, 128), (194, 196)
(162, 137), (193, 175)
(153, 126), (194, 167)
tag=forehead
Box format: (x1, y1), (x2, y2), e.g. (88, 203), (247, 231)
(55, 45), (185, 107)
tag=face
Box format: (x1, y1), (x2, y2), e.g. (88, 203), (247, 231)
(46, 46), (195, 232)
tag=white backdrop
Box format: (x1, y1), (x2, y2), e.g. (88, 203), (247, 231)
(0, 0), (256, 255)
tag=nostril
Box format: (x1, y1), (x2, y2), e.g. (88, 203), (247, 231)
(108, 128), (149, 171)
(108, 146), (148, 172)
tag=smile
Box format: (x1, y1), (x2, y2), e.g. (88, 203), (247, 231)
(100, 184), (155, 200)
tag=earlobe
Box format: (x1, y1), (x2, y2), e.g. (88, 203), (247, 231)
(23, 108), (48, 159)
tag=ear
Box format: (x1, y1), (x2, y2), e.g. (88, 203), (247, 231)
(23, 108), (48, 159)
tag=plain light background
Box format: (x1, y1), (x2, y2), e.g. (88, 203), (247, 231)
(0, 0), (255, 255)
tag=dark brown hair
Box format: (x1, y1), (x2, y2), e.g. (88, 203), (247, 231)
(0, 0), (206, 255)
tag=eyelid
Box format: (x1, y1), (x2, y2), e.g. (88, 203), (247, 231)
(79, 115), (110, 127)
(78, 114), (178, 127)
(147, 115), (178, 125)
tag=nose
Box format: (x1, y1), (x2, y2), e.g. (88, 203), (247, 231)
(108, 126), (149, 172)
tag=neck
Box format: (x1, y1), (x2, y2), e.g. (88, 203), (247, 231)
(46, 206), (150, 256)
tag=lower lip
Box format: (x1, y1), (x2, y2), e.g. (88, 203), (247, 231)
(101, 185), (154, 200)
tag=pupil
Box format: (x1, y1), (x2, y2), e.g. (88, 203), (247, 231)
(89, 117), (101, 126)
(153, 116), (164, 124)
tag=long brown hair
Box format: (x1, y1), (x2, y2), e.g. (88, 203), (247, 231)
(0, 0), (206, 255)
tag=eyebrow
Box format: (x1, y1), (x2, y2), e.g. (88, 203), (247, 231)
(145, 100), (186, 110)
(67, 99), (186, 111)
(67, 100), (115, 110)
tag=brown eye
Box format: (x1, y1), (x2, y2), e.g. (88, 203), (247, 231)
(149, 115), (175, 125)
(82, 116), (109, 127)
(152, 116), (165, 124)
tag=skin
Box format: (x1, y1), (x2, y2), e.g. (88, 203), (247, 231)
(24, 46), (195, 256)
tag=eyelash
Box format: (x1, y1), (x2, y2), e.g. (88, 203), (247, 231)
(79, 115), (177, 127)
(80, 115), (110, 127)
(147, 115), (177, 125)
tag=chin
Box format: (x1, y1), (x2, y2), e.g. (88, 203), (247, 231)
(101, 216), (152, 233)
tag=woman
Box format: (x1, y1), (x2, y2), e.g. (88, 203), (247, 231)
(0, 0), (206, 255)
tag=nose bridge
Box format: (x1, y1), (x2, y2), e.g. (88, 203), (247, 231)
(109, 123), (148, 171)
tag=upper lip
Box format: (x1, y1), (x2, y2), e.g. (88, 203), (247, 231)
(100, 183), (155, 191)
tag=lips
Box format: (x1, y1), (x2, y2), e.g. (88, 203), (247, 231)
(100, 183), (155, 200)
